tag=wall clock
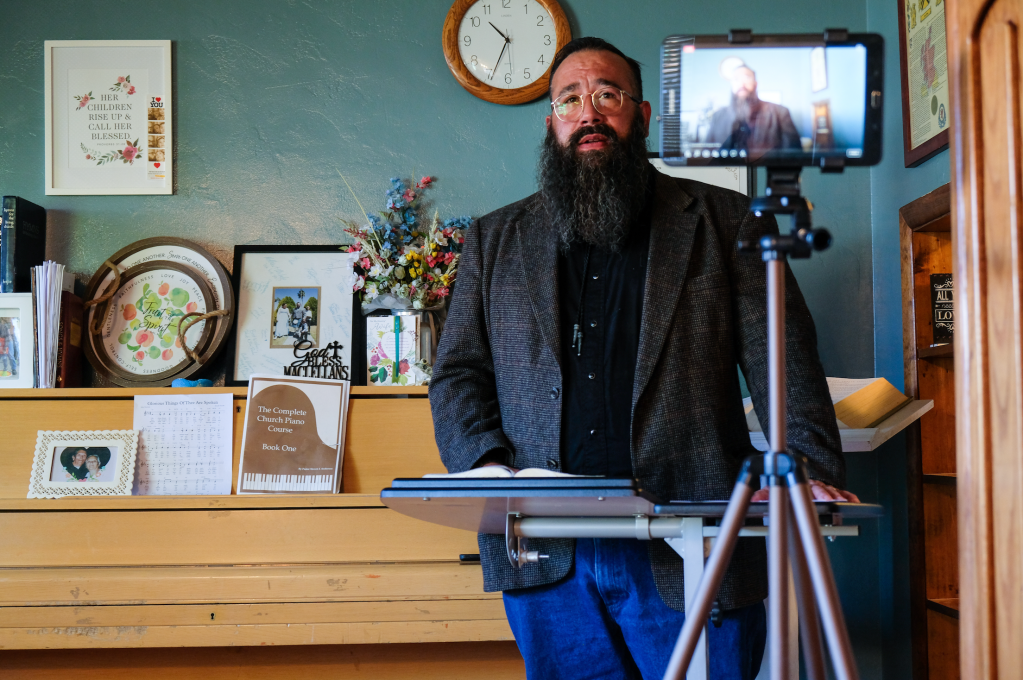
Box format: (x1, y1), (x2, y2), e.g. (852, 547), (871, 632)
(442, 0), (572, 105)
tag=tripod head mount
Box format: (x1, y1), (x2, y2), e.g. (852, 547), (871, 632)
(739, 167), (832, 261)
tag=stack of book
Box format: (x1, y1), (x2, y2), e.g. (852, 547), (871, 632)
(1, 196), (46, 295)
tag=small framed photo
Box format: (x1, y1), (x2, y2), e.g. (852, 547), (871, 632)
(28, 430), (139, 498)
(0, 293), (36, 389)
(228, 246), (356, 386)
(45, 40), (172, 195)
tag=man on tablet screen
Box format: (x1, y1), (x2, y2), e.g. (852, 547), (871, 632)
(707, 63), (802, 157)
(430, 37), (858, 680)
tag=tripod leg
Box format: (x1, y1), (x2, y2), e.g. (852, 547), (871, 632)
(768, 482), (789, 680)
(787, 504), (827, 680)
(787, 475), (860, 680)
(661, 470), (756, 680)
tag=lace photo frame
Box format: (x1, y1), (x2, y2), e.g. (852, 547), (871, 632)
(28, 430), (139, 499)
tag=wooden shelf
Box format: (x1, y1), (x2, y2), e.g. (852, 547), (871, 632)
(0, 493), (385, 512)
(923, 473), (957, 486)
(918, 343), (954, 358)
(0, 386), (428, 400)
(927, 598), (960, 619)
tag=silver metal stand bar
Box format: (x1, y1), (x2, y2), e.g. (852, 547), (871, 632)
(661, 472), (755, 680)
(513, 516), (858, 540)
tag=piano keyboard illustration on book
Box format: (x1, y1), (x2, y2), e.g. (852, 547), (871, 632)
(242, 473), (334, 492)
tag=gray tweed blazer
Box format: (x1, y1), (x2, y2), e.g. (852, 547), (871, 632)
(429, 171), (844, 611)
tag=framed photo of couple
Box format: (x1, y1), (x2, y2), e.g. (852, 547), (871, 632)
(28, 430), (139, 499)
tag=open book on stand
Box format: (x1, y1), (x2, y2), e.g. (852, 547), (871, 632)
(424, 465), (585, 479)
(743, 376), (931, 452)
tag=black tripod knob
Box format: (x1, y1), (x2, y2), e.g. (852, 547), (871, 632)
(802, 227), (832, 251)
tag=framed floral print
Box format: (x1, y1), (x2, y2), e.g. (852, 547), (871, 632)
(45, 40), (172, 195)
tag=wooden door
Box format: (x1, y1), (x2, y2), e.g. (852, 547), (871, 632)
(946, 0), (1023, 678)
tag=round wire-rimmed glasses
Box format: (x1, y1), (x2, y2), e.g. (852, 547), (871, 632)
(550, 87), (642, 122)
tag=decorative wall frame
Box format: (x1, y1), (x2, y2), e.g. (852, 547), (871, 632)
(0, 293), (36, 389)
(897, 0), (950, 167)
(228, 246), (356, 386)
(28, 430), (139, 499)
(45, 40), (172, 195)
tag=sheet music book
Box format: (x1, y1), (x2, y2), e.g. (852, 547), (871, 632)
(237, 374), (350, 494)
(132, 393), (235, 495)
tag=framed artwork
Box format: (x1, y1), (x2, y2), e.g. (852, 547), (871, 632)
(82, 237), (235, 387)
(897, 0), (950, 167)
(228, 246), (357, 386)
(0, 293), (36, 389)
(45, 40), (172, 195)
(28, 430), (139, 498)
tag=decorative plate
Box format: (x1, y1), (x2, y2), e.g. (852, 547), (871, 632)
(85, 261), (215, 386)
(83, 238), (234, 386)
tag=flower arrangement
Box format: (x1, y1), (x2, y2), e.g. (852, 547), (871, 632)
(341, 174), (470, 312)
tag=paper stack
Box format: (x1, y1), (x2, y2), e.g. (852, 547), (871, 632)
(30, 261), (72, 388)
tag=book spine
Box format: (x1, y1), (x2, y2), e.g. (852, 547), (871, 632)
(0, 197), (46, 294)
(55, 305), (66, 385)
(56, 291), (84, 388)
(0, 197), (15, 293)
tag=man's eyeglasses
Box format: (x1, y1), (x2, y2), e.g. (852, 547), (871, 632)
(550, 87), (641, 122)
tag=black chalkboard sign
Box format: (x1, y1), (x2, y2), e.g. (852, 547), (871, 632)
(931, 273), (954, 345)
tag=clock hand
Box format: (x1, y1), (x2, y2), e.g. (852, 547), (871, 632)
(489, 22), (510, 42)
(490, 40), (508, 80)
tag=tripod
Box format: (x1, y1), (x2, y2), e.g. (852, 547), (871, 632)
(662, 167), (859, 680)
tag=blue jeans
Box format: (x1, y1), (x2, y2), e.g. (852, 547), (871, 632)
(503, 538), (766, 680)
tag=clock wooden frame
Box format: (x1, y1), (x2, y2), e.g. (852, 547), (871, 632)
(442, 0), (571, 105)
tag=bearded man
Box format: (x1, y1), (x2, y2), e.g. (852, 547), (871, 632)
(429, 37), (857, 679)
(707, 65), (802, 156)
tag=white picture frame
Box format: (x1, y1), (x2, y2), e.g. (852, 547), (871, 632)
(45, 40), (172, 195)
(0, 293), (36, 389)
(28, 430), (139, 499)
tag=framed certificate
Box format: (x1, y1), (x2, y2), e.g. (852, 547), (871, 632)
(897, 0), (950, 167)
(45, 40), (172, 195)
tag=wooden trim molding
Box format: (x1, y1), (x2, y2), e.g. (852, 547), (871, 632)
(947, 0), (1023, 677)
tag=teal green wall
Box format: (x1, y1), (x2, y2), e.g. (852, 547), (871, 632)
(865, 1), (951, 678)
(0, 1), (937, 677)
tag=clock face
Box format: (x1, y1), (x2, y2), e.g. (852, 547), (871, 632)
(457, 0), (559, 90)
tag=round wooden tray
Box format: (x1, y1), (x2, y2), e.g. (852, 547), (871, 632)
(84, 254), (225, 384)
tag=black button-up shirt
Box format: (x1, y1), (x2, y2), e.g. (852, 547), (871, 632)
(557, 215), (651, 477)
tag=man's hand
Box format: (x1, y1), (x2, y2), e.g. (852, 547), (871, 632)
(750, 480), (860, 503)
